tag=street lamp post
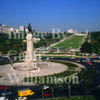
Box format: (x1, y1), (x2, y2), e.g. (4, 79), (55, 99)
(68, 85), (71, 100)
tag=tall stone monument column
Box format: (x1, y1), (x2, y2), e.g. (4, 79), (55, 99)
(25, 33), (34, 63)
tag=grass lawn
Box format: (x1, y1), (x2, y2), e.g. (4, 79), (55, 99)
(42, 56), (82, 59)
(53, 35), (85, 49)
(46, 96), (96, 100)
(51, 60), (78, 70)
(42, 56), (72, 58)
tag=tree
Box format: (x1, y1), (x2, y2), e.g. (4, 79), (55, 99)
(78, 68), (96, 99)
(80, 42), (92, 53)
(81, 31), (100, 55)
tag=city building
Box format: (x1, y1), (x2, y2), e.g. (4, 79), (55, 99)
(0, 26), (2, 33)
(9, 27), (15, 33)
(19, 26), (25, 32)
(1, 25), (10, 33)
(33, 38), (40, 43)
(25, 28), (28, 32)
(15, 28), (20, 33)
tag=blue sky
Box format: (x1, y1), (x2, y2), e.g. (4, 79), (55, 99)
(0, 0), (100, 32)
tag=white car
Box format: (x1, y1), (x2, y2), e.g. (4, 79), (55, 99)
(43, 86), (50, 90)
(76, 60), (80, 63)
(1, 91), (12, 96)
(82, 60), (86, 62)
(46, 58), (50, 60)
(97, 56), (100, 59)
(86, 58), (90, 61)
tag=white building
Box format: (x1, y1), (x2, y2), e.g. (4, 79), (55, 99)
(67, 29), (75, 34)
(33, 38), (40, 43)
(1, 25), (10, 33)
(25, 28), (28, 32)
(9, 27), (15, 32)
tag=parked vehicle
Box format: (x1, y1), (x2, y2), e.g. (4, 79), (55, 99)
(0, 97), (7, 100)
(75, 60), (80, 63)
(44, 87), (52, 97)
(44, 92), (51, 97)
(0, 86), (8, 90)
(97, 56), (100, 59)
(18, 88), (35, 97)
(43, 86), (49, 90)
(46, 58), (50, 60)
(1, 91), (12, 96)
(86, 61), (93, 66)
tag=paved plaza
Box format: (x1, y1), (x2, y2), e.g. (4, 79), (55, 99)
(0, 62), (67, 85)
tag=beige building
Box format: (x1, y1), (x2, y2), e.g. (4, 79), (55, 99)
(15, 29), (20, 33)
(1, 25), (10, 33)
(33, 38), (40, 43)
(19, 26), (25, 32)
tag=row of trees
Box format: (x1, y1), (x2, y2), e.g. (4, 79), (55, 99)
(80, 31), (100, 54)
(0, 33), (26, 54)
(0, 31), (72, 54)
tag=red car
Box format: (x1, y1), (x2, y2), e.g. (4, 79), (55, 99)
(44, 92), (51, 97)
(0, 86), (8, 90)
(86, 61), (93, 66)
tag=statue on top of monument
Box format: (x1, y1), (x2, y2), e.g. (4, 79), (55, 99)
(27, 23), (32, 33)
